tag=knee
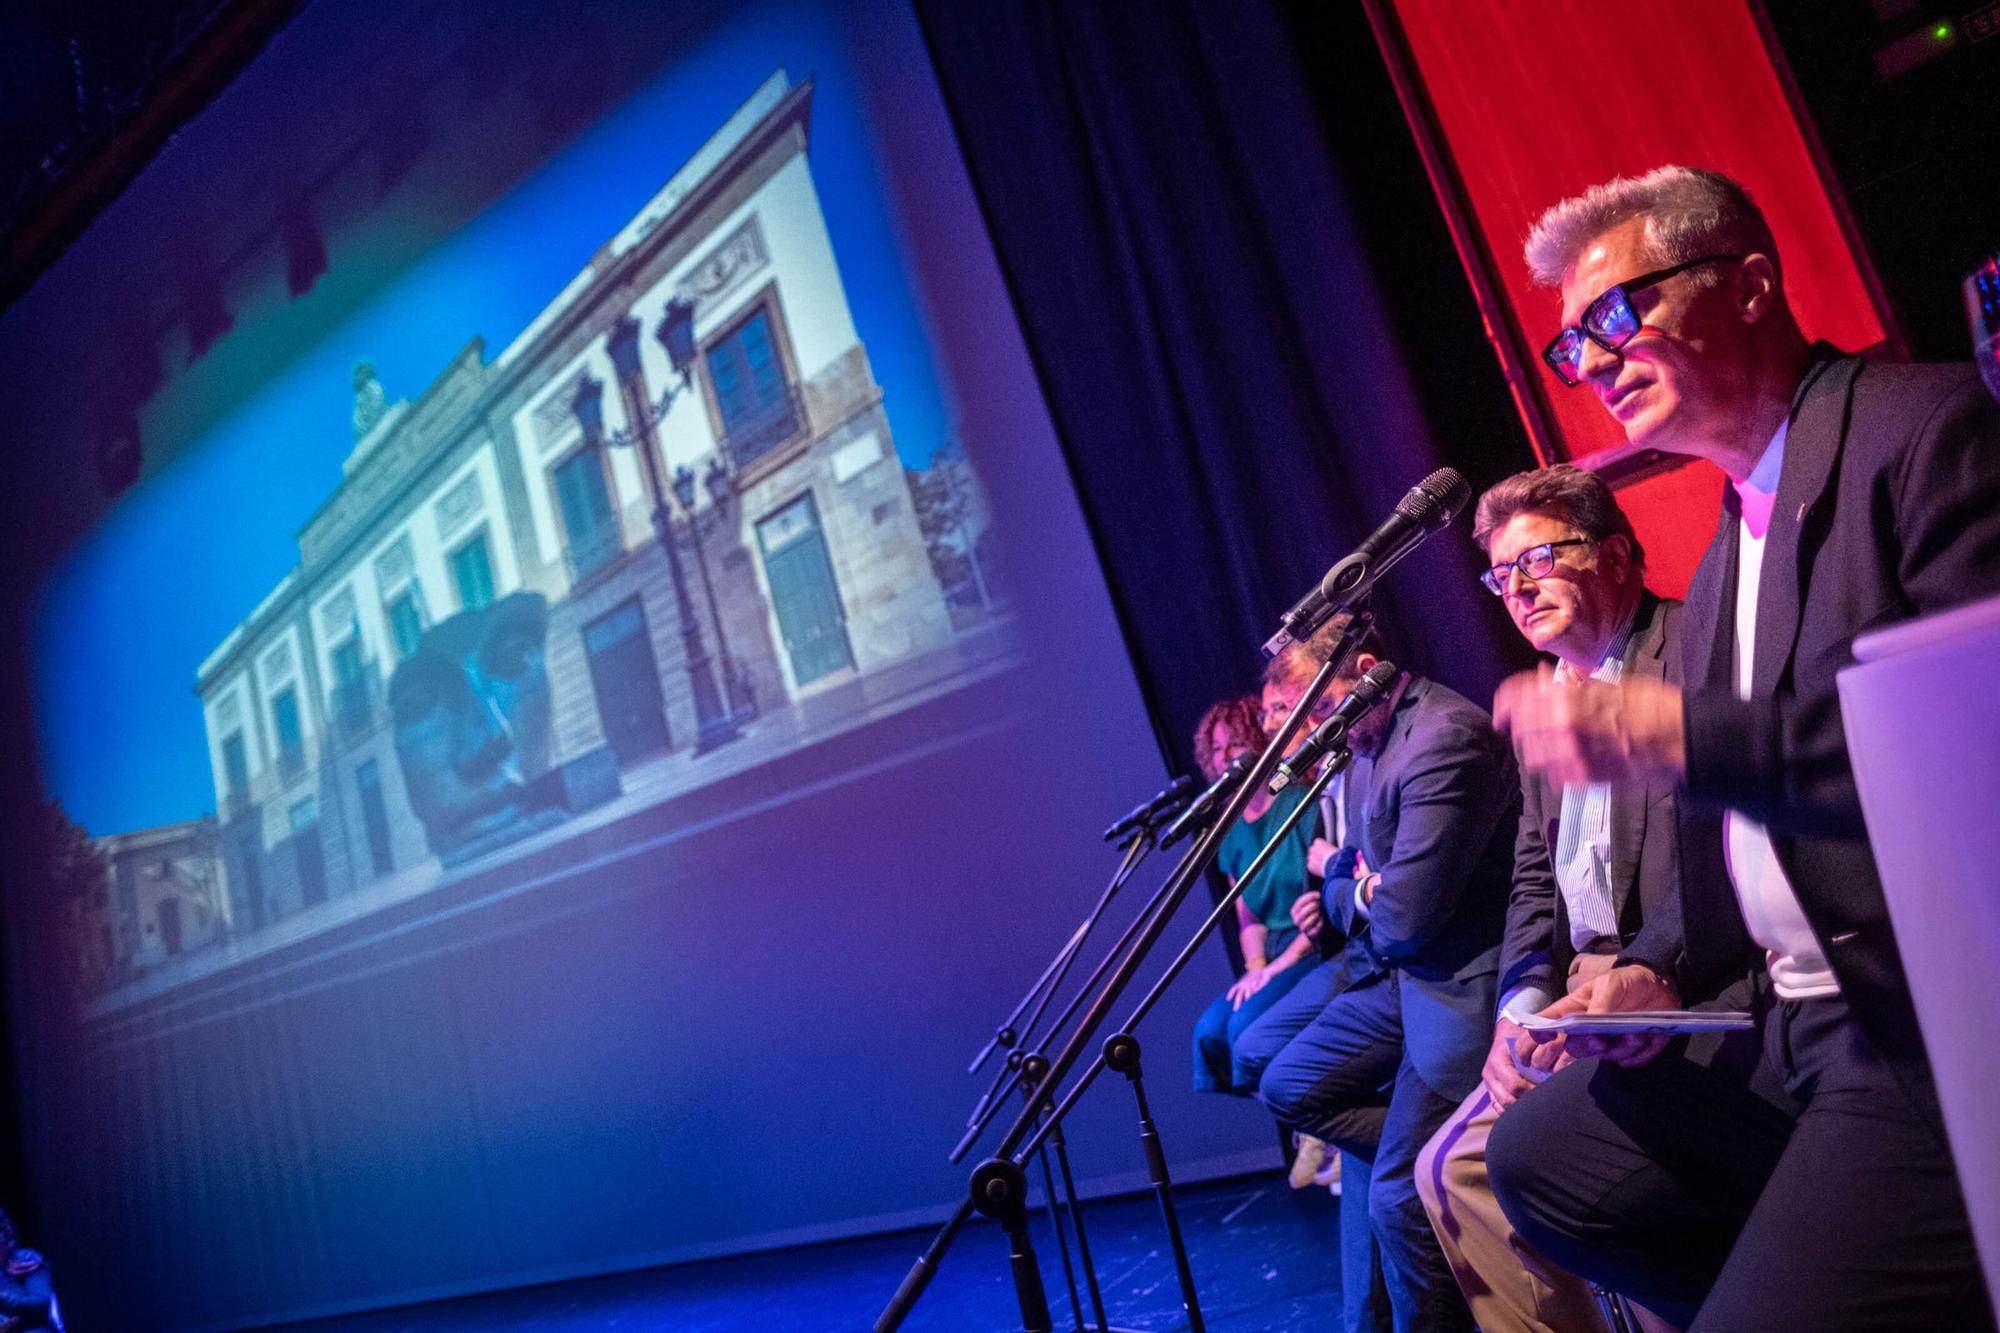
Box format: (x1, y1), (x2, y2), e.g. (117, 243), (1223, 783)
(1257, 1055), (1307, 1127)
(1486, 1080), (1585, 1251)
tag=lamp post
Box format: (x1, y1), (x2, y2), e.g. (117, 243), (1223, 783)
(672, 457), (756, 722)
(572, 299), (742, 753)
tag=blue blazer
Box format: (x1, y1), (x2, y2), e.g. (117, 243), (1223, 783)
(1333, 674), (1518, 1099)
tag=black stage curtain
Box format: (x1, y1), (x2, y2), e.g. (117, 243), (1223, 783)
(917, 0), (1539, 775)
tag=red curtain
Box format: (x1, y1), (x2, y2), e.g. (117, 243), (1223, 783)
(1379, 0), (1892, 593)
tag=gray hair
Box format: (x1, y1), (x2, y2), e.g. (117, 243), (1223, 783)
(1523, 166), (1777, 289)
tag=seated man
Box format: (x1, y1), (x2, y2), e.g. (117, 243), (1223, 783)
(1414, 464), (1714, 1333)
(1486, 166), (2000, 1330)
(1253, 623), (1519, 1333)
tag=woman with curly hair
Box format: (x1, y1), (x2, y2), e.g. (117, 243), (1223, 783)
(1189, 686), (1324, 1096)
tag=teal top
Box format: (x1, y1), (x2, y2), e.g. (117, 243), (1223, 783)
(1215, 784), (1320, 933)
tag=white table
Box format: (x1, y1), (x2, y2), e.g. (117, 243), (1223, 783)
(1840, 591), (2000, 1314)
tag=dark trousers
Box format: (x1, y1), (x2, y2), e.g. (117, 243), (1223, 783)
(1232, 958), (1348, 1097)
(1191, 955), (1321, 1093)
(1236, 962), (1393, 1332)
(1487, 983), (1995, 1331)
(1257, 975), (1472, 1333)
(1255, 972), (1400, 1156)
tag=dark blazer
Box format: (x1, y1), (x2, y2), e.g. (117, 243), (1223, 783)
(1499, 593), (1730, 1006)
(1674, 349), (2000, 1059)
(1332, 674), (1519, 1099)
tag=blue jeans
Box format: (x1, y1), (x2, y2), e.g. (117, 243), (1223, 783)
(1191, 954), (1320, 1094)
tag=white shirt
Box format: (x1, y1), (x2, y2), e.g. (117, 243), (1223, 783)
(1551, 636), (1629, 953)
(1726, 419), (1841, 1000)
(1499, 612), (1632, 1020)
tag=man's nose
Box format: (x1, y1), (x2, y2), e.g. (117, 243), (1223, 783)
(1505, 564), (1538, 599)
(1578, 335), (1622, 386)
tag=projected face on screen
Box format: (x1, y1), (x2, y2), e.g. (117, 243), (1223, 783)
(388, 592), (554, 858)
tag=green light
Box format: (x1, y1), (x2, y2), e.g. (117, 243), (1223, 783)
(1936, 22), (1952, 39)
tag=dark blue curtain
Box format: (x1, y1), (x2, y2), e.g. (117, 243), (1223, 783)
(916, 0), (1538, 769)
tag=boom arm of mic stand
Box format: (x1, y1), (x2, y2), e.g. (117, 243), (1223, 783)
(967, 829), (1154, 1076)
(1019, 747), (1351, 1163)
(981, 651), (1338, 1155)
(879, 629), (1362, 1333)
(954, 840), (1187, 1161)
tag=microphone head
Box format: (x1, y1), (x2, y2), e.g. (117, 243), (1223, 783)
(1398, 467), (1472, 531)
(1355, 659), (1398, 702)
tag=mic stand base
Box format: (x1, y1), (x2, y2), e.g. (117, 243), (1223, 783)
(971, 1157), (1056, 1333)
(1103, 1032), (1206, 1332)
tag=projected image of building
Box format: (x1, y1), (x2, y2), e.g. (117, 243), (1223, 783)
(71, 819), (229, 994)
(147, 71), (1004, 992)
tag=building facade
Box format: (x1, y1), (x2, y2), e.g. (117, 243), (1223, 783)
(79, 819), (229, 991)
(192, 71), (956, 935)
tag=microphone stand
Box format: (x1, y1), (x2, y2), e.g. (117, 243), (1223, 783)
(876, 623), (1361, 1333)
(1027, 747), (1353, 1333)
(958, 826), (1161, 1333)
(958, 833), (1177, 1156)
(956, 770), (1333, 1332)
(967, 827), (1156, 1078)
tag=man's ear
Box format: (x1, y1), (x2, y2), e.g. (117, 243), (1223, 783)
(1736, 253), (1779, 325)
(1600, 532), (1634, 583)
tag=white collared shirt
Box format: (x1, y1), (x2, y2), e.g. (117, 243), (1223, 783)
(1727, 418), (1841, 1000)
(1498, 613), (1632, 1020)
(1550, 636), (1629, 954)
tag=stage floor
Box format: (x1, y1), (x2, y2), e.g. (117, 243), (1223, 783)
(263, 1171), (1344, 1331)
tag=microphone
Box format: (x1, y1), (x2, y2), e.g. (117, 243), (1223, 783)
(1159, 753), (1253, 850)
(1268, 661), (1398, 793)
(1103, 774), (1199, 842)
(1263, 468), (1472, 658)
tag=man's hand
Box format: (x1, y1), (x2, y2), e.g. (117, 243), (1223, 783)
(1535, 963), (1683, 1067)
(1227, 965), (1271, 1010)
(1482, 1017), (1542, 1110)
(1290, 889), (1326, 941)
(1493, 666), (1687, 788)
(1306, 837), (1337, 879)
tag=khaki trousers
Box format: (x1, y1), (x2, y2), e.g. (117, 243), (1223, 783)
(1415, 1084), (1609, 1333)
(1414, 952), (1620, 1333)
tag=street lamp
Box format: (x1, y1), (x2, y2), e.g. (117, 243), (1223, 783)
(672, 458), (756, 722)
(573, 301), (743, 753)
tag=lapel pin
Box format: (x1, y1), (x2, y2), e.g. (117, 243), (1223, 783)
(1795, 501), (1807, 522)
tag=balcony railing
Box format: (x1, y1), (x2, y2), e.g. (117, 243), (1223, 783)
(721, 383), (806, 471)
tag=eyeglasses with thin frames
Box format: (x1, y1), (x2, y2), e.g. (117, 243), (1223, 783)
(1542, 254), (1742, 387)
(1480, 538), (1592, 595)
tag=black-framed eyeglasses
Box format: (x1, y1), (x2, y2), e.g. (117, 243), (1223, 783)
(1480, 539), (1591, 595)
(1541, 254), (1741, 387)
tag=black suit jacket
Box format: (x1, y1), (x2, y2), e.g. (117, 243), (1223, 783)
(1332, 674), (1518, 1099)
(1674, 349), (2000, 1059)
(1499, 593), (1728, 1006)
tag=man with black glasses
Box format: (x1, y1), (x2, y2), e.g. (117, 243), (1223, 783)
(1484, 165), (2000, 1331)
(1414, 464), (1717, 1333)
